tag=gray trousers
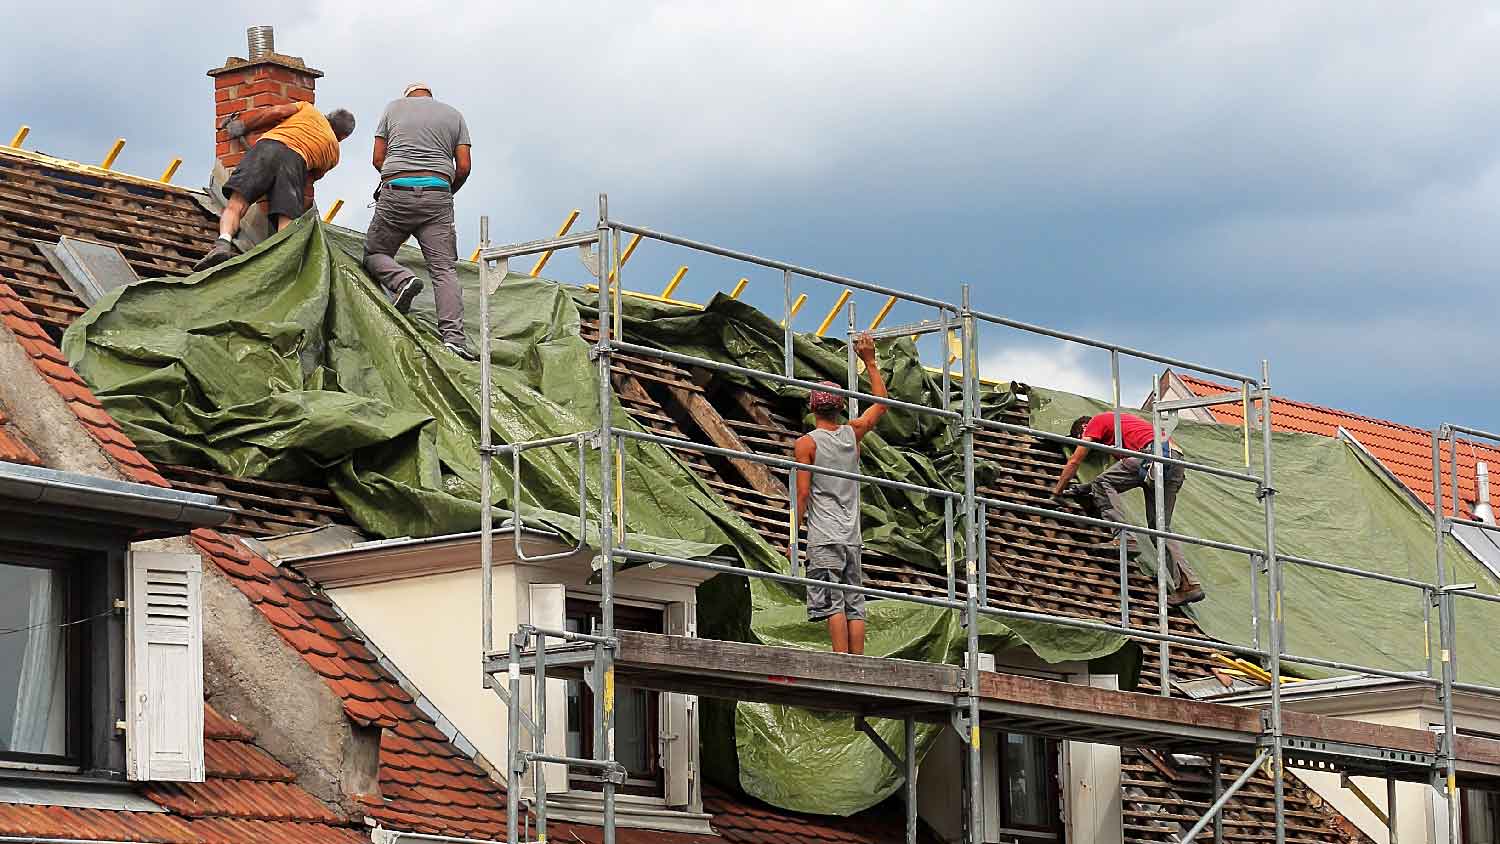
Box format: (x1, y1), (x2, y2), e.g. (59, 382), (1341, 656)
(1090, 457), (1199, 590)
(363, 187), (466, 344)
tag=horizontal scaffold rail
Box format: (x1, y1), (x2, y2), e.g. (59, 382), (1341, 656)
(603, 219), (957, 312)
(608, 339), (960, 420)
(483, 630), (1500, 786)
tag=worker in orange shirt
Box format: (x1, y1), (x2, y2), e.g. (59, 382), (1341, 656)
(194, 102), (356, 271)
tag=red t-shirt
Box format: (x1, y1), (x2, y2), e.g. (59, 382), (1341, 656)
(1081, 412), (1158, 452)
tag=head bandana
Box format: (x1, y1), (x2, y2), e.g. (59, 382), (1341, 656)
(808, 381), (844, 413)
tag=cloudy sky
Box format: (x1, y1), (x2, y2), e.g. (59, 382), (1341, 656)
(5, 2), (1499, 428)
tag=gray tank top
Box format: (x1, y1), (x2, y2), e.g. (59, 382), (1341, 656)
(806, 425), (860, 546)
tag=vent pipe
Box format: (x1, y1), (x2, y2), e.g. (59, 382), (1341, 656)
(1476, 461), (1495, 526)
(246, 26), (275, 60)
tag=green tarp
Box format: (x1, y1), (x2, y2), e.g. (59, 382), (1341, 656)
(1029, 388), (1500, 687)
(62, 215), (1127, 817)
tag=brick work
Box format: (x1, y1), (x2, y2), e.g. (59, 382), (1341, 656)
(206, 54), (321, 170)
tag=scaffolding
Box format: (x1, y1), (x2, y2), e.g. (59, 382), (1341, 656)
(474, 195), (1500, 844)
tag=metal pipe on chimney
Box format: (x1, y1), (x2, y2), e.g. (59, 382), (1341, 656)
(247, 26), (275, 59)
(1475, 461), (1495, 526)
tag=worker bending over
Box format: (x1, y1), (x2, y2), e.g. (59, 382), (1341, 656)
(196, 103), (356, 271)
(364, 83), (477, 361)
(1051, 412), (1205, 607)
(793, 333), (889, 654)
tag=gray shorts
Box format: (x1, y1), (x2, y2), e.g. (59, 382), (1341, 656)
(806, 544), (865, 622)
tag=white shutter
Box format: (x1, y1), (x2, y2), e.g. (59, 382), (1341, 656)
(126, 551), (204, 782)
(663, 602), (695, 808)
(527, 583), (568, 795)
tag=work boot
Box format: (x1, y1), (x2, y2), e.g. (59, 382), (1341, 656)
(192, 239), (239, 272)
(443, 339), (479, 362)
(1167, 583), (1206, 607)
(389, 277), (424, 314)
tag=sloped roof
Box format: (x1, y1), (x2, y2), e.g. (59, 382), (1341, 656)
(0, 147), (926, 844)
(0, 705), (369, 843)
(0, 137), (1371, 844)
(1173, 371), (1500, 518)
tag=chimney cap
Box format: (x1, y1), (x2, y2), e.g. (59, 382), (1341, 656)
(207, 51), (324, 80)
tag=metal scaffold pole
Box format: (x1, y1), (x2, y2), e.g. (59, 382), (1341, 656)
(596, 195), (618, 844)
(1151, 391), (1170, 697)
(960, 284), (982, 844)
(785, 269), (799, 578)
(1432, 427), (1459, 843)
(1111, 352), (1127, 627)
(1259, 360), (1285, 844)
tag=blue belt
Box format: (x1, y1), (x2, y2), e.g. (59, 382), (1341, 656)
(387, 176), (450, 189)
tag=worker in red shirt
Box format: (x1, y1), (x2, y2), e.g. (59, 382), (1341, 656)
(1050, 412), (1204, 606)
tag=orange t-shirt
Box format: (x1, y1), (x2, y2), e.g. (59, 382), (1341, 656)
(260, 103), (340, 173)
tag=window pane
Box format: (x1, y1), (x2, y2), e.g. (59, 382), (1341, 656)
(0, 563), (68, 757)
(1003, 733), (1052, 829)
(615, 688), (651, 775)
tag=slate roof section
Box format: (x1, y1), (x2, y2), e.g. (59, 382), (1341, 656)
(1174, 371), (1500, 517)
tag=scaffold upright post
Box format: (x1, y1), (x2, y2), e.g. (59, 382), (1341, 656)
(1151, 389), (1170, 697)
(1211, 754), (1224, 844)
(534, 629), (548, 840)
(595, 194), (618, 844)
(1260, 360), (1285, 844)
(960, 284), (982, 844)
(479, 216), (494, 658)
(941, 305), (956, 602)
(1387, 776), (1399, 844)
(903, 717), (917, 844)
(1433, 426), (1459, 843)
(506, 632), (521, 844)
(785, 268), (799, 578)
(1111, 351), (1127, 627)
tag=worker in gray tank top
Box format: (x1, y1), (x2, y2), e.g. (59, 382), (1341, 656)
(792, 332), (889, 654)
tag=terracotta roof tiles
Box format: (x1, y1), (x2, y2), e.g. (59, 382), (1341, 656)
(1177, 372), (1499, 516)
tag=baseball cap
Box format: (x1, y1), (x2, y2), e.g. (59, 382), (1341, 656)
(403, 82), (432, 97)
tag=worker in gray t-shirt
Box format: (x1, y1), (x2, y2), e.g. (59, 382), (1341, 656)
(792, 332), (889, 654)
(363, 83), (477, 361)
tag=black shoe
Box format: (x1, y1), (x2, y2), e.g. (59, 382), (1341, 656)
(443, 340), (479, 362)
(192, 240), (239, 272)
(390, 277), (423, 313)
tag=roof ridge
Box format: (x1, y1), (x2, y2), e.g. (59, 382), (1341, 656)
(0, 142), (206, 196)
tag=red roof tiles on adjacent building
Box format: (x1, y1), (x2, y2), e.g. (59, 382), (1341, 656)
(0, 399), (40, 465)
(0, 703), (369, 844)
(1175, 372), (1500, 518)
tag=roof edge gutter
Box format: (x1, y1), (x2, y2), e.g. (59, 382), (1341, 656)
(371, 827), (509, 844)
(0, 461), (231, 529)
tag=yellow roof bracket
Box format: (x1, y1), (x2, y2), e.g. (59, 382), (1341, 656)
(101, 138), (125, 171)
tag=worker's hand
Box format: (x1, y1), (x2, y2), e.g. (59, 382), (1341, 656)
(854, 332), (877, 363)
(1059, 482), (1089, 501)
(224, 119), (247, 140)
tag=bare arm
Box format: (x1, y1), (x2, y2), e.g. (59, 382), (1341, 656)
(452, 145), (472, 193)
(848, 333), (888, 441)
(240, 103), (300, 132)
(791, 435), (815, 560)
(372, 137), (388, 172)
(1051, 443), (1092, 495)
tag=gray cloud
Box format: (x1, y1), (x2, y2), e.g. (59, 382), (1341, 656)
(3, 1), (1498, 427)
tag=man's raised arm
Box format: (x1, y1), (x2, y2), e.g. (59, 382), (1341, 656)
(849, 333), (888, 441)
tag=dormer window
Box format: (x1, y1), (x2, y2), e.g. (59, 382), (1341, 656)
(0, 462), (228, 781)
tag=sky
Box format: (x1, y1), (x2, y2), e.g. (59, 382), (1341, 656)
(4, 2), (1500, 428)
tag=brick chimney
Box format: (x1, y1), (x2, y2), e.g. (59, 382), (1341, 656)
(205, 27), (324, 228)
